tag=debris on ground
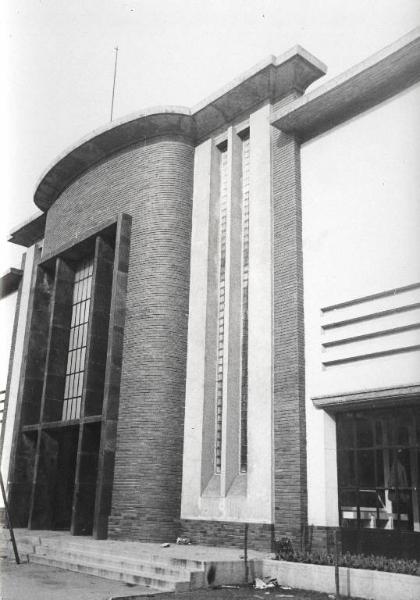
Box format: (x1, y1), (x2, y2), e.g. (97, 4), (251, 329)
(255, 577), (277, 589)
(160, 542), (170, 547)
(176, 536), (191, 545)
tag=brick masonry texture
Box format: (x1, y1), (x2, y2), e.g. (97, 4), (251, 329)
(44, 135), (195, 542)
(271, 105), (308, 548)
(180, 519), (274, 552)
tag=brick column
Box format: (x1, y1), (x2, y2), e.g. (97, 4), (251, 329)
(272, 125), (307, 547)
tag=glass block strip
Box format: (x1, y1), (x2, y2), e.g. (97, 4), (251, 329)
(215, 145), (228, 473)
(240, 132), (250, 473)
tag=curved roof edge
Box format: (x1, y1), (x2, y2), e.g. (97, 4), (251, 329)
(34, 47), (325, 211)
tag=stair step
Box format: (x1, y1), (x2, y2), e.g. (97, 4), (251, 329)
(38, 539), (205, 570)
(34, 546), (204, 584)
(30, 553), (192, 592)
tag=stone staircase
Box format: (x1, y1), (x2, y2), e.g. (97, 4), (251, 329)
(1, 530), (263, 593)
(29, 536), (205, 592)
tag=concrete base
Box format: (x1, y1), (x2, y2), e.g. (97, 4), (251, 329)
(262, 559), (420, 600)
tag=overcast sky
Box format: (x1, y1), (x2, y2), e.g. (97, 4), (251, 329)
(0, 0), (419, 385)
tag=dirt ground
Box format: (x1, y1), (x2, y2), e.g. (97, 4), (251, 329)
(0, 560), (360, 600)
(152, 586), (349, 600)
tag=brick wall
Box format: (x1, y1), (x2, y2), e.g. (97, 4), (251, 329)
(180, 519), (274, 552)
(44, 135), (195, 541)
(271, 122), (307, 547)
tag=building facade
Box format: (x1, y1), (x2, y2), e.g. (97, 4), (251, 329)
(1, 29), (419, 559)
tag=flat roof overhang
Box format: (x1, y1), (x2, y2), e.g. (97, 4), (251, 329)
(0, 268), (23, 299)
(9, 212), (46, 247)
(33, 47), (325, 212)
(313, 383), (420, 413)
(271, 27), (420, 142)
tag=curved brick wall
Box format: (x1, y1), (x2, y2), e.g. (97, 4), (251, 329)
(44, 135), (194, 541)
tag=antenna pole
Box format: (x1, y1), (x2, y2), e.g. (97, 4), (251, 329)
(110, 46), (119, 122)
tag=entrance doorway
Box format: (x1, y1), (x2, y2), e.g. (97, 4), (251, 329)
(24, 422), (101, 535)
(51, 427), (78, 530)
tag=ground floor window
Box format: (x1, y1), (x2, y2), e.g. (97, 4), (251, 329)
(337, 406), (420, 532)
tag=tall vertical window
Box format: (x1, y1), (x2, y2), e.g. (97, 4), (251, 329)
(215, 142), (228, 473)
(62, 257), (94, 421)
(240, 131), (250, 472)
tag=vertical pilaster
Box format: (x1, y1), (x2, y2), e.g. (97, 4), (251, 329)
(71, 236), (114, 535)
(20, 260), (54, 427)
(93, 214), (131, 539)
(201, 140), (221, 490)
(7, 244), (43, 526)
(42, 258), (74, 422)
(272, 124), (307, 545)
(28, 257), (74, 529)
(223, 128), (242, 493)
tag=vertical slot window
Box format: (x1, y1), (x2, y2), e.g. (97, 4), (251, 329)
(62, 257), (94, 421)
(240, 131), (250, 472)
(215, 142), (228, 473)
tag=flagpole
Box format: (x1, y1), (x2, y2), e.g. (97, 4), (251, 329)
(110, 46), (119, 122)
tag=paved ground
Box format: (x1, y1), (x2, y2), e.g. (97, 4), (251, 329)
(0, 560), (356, 600)
(0, 561), (154, 600)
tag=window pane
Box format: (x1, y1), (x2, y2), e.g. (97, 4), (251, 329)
(340, 490), (358, 528)
(338, 450), (356, 486)
(62, 256), (93, 422)
(356, 415), (373, 447)
(337, 415), (354, 448)
(358, 449), (375, 486)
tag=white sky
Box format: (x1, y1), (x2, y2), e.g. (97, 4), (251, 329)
(0, 0), (419, 386)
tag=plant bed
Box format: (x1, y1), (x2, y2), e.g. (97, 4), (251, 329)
(262, 558), (420, 600)
(276, 549), (420, 576)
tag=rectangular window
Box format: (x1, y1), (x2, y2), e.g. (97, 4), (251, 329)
(337, 407), (420, 532)
(62, 257), (94, 421)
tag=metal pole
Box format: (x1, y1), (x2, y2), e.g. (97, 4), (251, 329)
(334, 529), (340, 599)
(244, 523), (249, 583)
(0, 471), (20, 564)
(110, 46), (119, 122)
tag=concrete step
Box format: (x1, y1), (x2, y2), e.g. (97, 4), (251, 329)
(33, 546), (205, 587)
(37, 538), (206, 570)
(30, 553), (192, 592)
(0, 532), (36, 560)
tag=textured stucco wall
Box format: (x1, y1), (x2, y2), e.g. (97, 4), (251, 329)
(302, 84), (420, 528)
